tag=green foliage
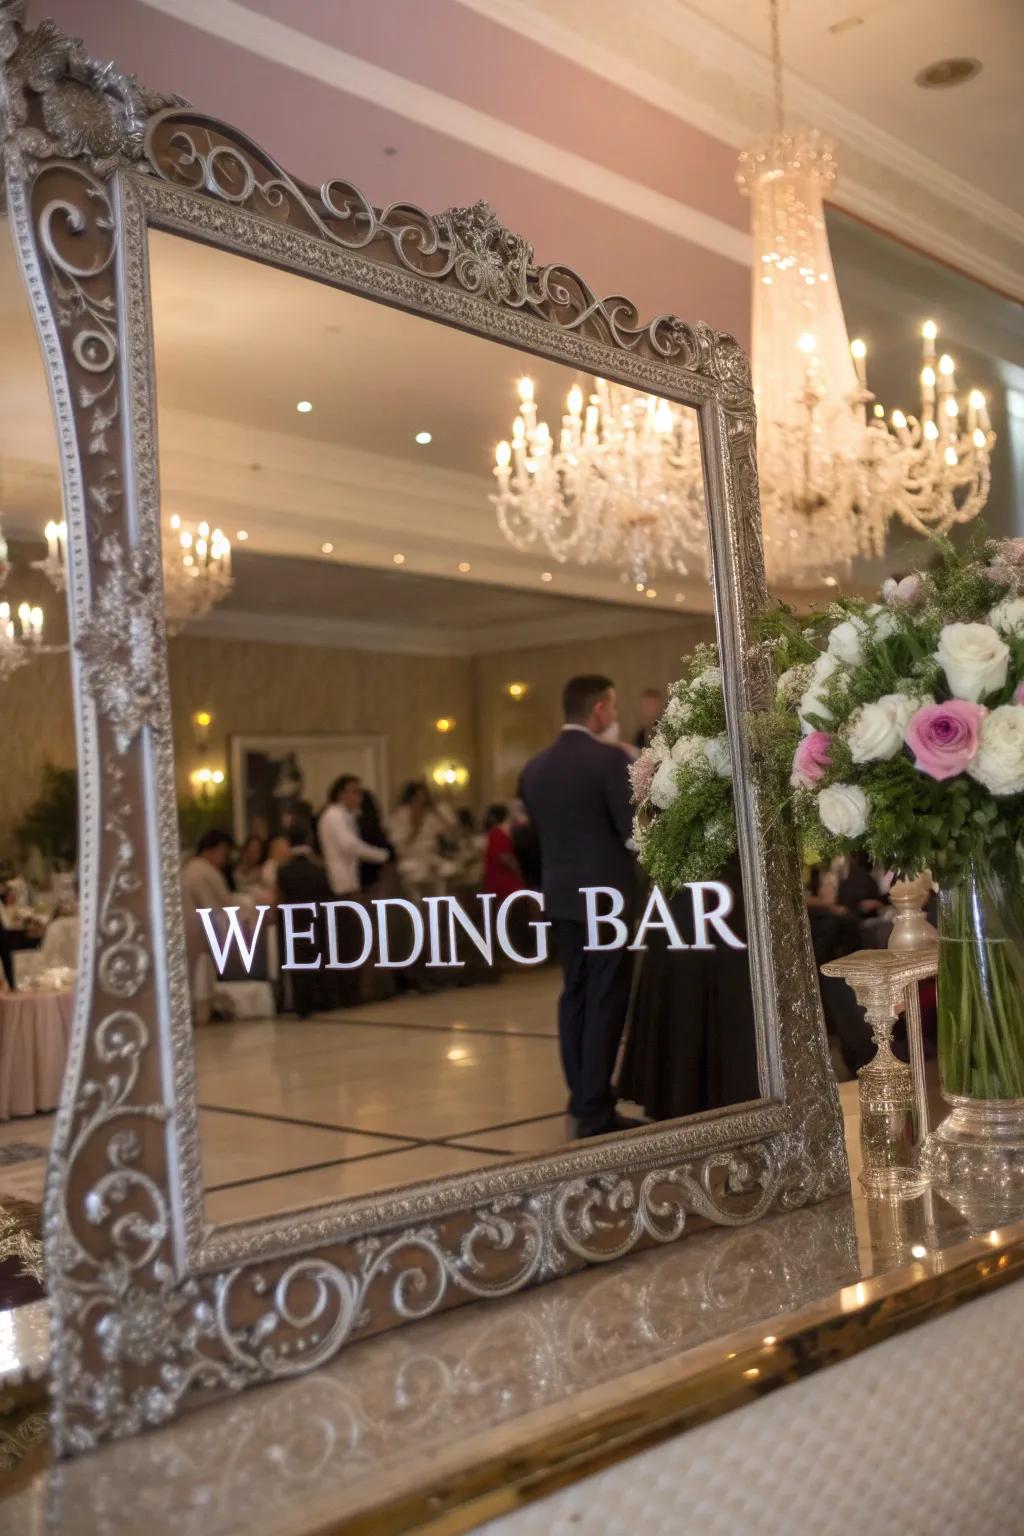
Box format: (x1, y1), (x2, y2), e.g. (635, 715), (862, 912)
(637, 768), (736, 893)
(14, 763), (77, 866)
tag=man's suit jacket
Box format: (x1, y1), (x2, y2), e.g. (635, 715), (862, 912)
(520, 728), (636, 922)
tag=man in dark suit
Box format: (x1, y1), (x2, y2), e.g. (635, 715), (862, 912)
(275, 818), (355, 1017)
(520, 674), (637, 1137)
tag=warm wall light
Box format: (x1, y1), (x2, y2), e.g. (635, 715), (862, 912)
(435, 717), (455, 733)
(190, 764), (225, 798)
(192, 709), (212, 747)
(431, 760), (469, 789)
(506, 681), (528, 700)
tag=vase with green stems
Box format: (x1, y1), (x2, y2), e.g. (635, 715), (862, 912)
(921, 859), (1024, 1218)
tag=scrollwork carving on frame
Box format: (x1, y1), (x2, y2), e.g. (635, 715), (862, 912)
(0, 0), (847, 1456)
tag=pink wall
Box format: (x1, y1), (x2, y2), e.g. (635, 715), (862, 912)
(41, 0), (751, 338)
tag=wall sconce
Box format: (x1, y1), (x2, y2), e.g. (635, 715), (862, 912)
(505, 681), (528, 701)
(434, 716), (456, 734)
(190, 765), (225, 799)
(431, 760), (469, 789)
(192, 709), (212, 747)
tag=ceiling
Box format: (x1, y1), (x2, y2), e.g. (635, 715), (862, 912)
(676, 0), (1020, 216)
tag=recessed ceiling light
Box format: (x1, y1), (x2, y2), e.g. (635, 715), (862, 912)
(296, 400), (313, 413)
(457, 561), (471, 573)
(393, 552), (406, 565)
(236, 530), (248, 541)
(674, 592), (685, 603)
(415, 431), (432, 445)
(645, 588), (657, 599)
(540, 571), (553, 583)
(824, 575), (839, 587)
(915, 57), (981, 90)
(321, 542), (334, 554)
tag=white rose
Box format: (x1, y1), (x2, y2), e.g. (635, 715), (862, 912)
(988, 597), (1024, 638)
(703, 734), (732, 778)
(648, 733), (670, 764)
(798, 652), (841, 735)
(935, 622), (1009, 702)
(818, 783), (869, 839)
(649, 757), (680, 809)
(846, 693), (919, 764)
(827, 619), (865, 668)
(968, 705), (1024, 796)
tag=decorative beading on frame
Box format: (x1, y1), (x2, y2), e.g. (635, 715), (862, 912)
(0, 0), (847, 1455)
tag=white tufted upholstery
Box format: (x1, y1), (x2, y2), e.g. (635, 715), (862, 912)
(479, 1280), (1024, 1536)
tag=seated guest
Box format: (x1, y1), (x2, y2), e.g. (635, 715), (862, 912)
(181, 829), (235, 912)
(318, 775), (391, 897)
(275, 818), (353, 1016)
(234, 834), (268, 895)
(0, 880), (44, 991)
(180, 829), (234, 1026)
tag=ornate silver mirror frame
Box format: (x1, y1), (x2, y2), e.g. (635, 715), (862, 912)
(0, 2), (846, 1455)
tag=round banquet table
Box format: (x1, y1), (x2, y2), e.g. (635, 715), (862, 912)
(0, 988), (73, 1120)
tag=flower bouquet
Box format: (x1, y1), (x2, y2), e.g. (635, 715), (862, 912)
(639, 535), (1024, 1202)
(630, 643), (736, 890)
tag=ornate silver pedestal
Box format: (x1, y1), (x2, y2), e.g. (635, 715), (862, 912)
(822, 877), (938, 1198)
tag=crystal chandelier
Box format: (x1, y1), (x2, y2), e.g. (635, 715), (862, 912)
(490, 0), (995, 593)
(735, 0), (995, 586)
(0, 598), (45, 680)
(491, 375), (706, 588)
(163, 514), (233, 632)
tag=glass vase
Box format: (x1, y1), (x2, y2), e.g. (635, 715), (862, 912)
(921, 861), (1024, 1220)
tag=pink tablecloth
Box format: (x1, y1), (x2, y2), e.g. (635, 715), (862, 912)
(0, 989), (73, 1120)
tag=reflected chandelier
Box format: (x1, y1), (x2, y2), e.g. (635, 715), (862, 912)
(491, 375), (705, 589)
(163, 514), (232, 632)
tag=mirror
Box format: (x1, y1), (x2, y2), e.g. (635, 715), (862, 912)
(1, 18), (845, 1447)
(146, 232), (759, 1226)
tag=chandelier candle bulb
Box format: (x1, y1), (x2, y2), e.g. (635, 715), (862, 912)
(850, 339), (867, 388)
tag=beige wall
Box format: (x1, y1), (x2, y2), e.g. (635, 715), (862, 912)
(474, 617), (716, 806)
(1, 616), (715, 855)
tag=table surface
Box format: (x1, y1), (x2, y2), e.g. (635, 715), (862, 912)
(2, 1081), (1024, 1535)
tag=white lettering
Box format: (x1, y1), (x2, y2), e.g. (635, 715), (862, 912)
(447, 893), (495, 967)
(423, 896), (450, 967)
(689, 881), (746, 950)
(496, 890), (550, 964)
(280, 903), (321, 969)
(375, 898), (425, 968)
(630, 886), (688, 951)
(197, 905), (269, 977)
(323, 900), (374, 969)
(583, 887), (628, 951)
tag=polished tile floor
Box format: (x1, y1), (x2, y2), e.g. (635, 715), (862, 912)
(0, 969), (588, 1224)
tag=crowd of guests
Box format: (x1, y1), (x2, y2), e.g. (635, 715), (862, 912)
(179, 775), (542, 1021)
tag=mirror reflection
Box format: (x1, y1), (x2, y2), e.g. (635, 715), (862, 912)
(0, 220), (763, 1239)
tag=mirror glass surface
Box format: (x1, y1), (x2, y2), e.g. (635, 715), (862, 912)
(0, 219), (759, 1235)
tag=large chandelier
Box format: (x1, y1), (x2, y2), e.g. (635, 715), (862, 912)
(163, 514), (233, 632)
(491, 375), (705, 588)
(735, 0), (994, 586)
(491, 0), (995, 593)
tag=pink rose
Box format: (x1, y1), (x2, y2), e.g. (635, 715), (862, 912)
(630, 751), (657, 802)
(791, 730), (832, 789)
(882, 573), (924, 608)
(1014, 681), (1024, 706)
(905, 700), (986, 781)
